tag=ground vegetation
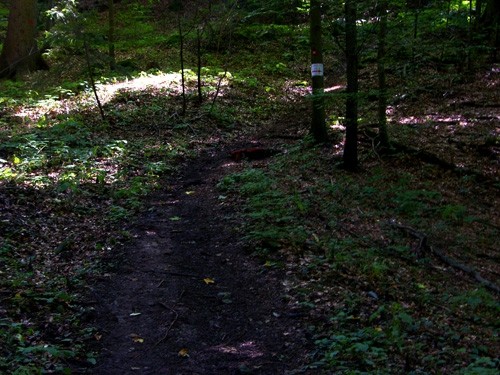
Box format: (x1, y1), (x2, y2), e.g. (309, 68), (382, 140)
(0, 0), (498, 373)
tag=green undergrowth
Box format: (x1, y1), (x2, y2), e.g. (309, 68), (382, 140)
(218, 140), (499, 374)
(0, 84), (203, 373)
(0, 62), (275, 371)
(1, 1), (498, 373)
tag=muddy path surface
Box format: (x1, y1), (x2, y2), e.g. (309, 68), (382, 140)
(89, 145), (310, 374)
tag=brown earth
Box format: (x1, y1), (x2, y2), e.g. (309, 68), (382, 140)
(88, 144), (311, 375)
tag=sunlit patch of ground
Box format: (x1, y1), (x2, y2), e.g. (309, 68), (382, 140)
(213, 341), (264, 359)
(6, 70), (233, 126)
(97, 72), (182, 104)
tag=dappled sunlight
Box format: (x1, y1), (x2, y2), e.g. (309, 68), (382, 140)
(1, 0), (498, 371)
(0, 133), (130, 189)
(97, 72), (181, 104)
(281, 81), (345, 99)
(283, 79), (310, 98)
(8, 70), (233, 125)
(212, 341), (264, 359)
(325, 84), (345, 92)
(391, 112), (499, 128)
(11, 98), (74, 126)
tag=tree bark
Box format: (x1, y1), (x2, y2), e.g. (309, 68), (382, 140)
(343, 0), (358, 170)
(178, 16), (186, 116)
(108, 0), (116, 70)
(309, 0), (328, 143)
(197, 27), (203, 104)
(481, 0), (500, 60)
(476, 0), (483, 18)
(482, 0), (500, 26)
(377, 0), (390, 151)
(0, 0), (42, 78)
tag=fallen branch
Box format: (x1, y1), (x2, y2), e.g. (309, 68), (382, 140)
(154, 305), (178, 347)
(359, 128), (497, 188)
(389, 142), (498, 189)
(389, 221), (500, 294)
(154, 289), (185, 347)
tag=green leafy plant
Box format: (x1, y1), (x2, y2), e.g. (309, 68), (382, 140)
(441, 204), (468, 225)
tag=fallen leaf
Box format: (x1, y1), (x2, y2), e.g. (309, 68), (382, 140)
(203, 277), (215, 285)
(130, 334), (144, 343)
(178, 348), (189, 357)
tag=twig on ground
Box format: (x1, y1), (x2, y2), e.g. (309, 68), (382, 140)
(154, 289), (185, 347)
(389, 220), (500, 294)
(154, 306), (178, 347)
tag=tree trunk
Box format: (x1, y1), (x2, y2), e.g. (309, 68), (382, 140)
(108, 0), (116, 70)
(481, 0), (500, 60)
(343, 0), (358, 171)
(377, 0), (390, 151)
(482, 0), (500, 26)
(476, 0), (483, 17)
(178, 16), (186, 116)
(309, 0), (328, 143)
(197, 27), (203, 104)
(0, 0), (42, 78)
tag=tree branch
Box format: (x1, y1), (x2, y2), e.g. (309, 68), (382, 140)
(389, 221), (500, 294)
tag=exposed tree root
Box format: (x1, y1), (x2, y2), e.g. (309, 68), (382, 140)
(390, 141), (499, 188)
(359, 127), (497, 186)
(390, 221), (500, 294)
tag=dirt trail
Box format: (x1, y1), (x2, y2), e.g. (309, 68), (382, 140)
(89, 145), (309, 374)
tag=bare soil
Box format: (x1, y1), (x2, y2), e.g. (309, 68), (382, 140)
(89, 144), (310, 374)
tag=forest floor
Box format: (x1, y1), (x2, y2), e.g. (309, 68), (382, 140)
(86, 63), (500, 374)
(89, 142), (311, 375)
(1, 47), (499, 374)
(88, 63), (500, 375)
(1, 2), (499, 373)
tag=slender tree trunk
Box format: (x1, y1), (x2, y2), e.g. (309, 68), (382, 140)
(108, 0), (116, 70)
(440, 0), (452, 63)
(465, 0), (473, 70)
(495, 22), (499, 61)
(411, 9), (419, 69)
(0, 0), (41, 78)
(178, 16), (186, 116)
(309, 0), (328, 143)
(476, 0), (483, 19)
(343, 0), (358, 170)
(377, 0), (390, 151)
(482, 0), (500, 26)
(197, 27), (203, 104)
(482, 0), (500, 60)
(84, 37), (106, 121)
